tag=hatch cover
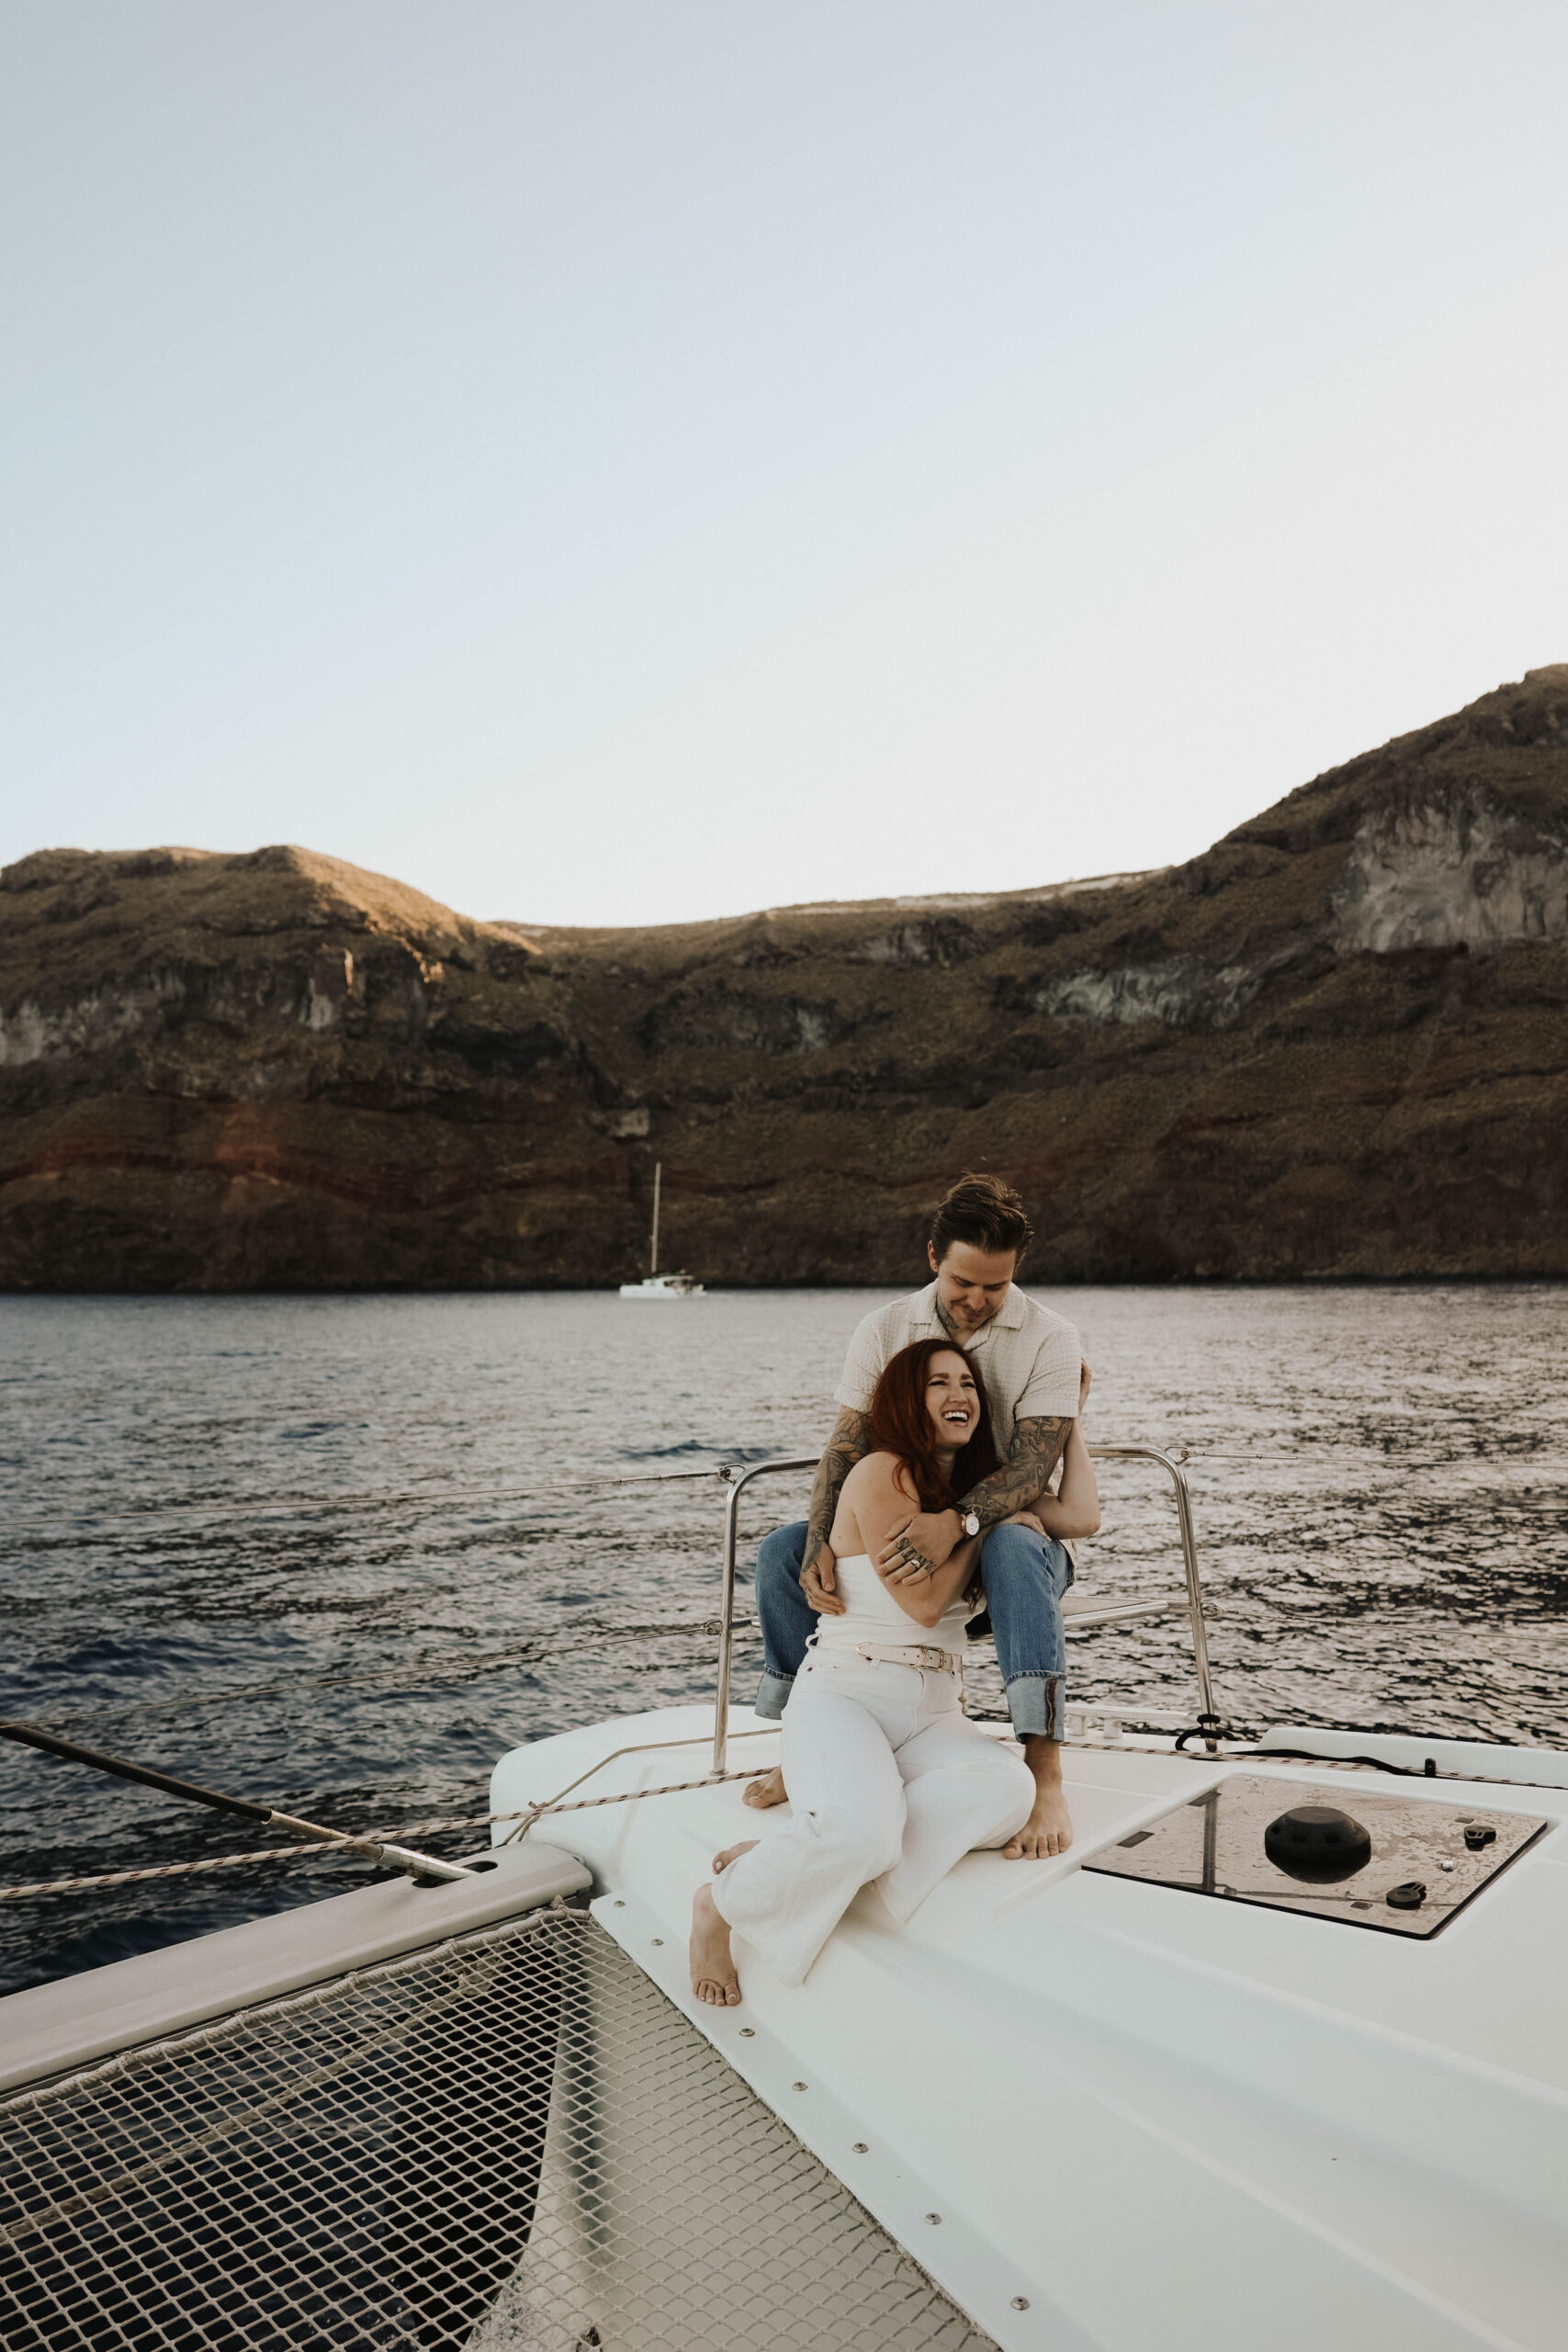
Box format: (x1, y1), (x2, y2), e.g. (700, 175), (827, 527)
(1082, 1774), (1548, 1936)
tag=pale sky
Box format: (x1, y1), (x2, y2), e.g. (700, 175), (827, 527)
(4, 3), (1566, 930)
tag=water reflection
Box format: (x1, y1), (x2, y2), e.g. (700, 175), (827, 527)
(2, 1283), (1563, 1994)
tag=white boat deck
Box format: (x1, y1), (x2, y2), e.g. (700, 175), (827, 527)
(491, 1706), (1568, 2352)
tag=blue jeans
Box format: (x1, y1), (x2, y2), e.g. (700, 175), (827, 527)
(754, 1520), (1073, 1741)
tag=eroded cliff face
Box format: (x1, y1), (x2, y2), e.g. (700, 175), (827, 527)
(3, 666), (1566, 1288)
(1331, 786), (1568, 954)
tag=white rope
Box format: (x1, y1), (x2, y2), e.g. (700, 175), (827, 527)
(0, 1846), (331, 1901)
(0, 1766), (774, 1904)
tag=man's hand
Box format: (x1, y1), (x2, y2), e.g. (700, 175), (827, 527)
(801, 1541), (845, 1615)
(874, 1509), (960, 1586)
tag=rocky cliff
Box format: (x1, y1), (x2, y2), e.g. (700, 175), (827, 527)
(4, 665), (1567, 1288)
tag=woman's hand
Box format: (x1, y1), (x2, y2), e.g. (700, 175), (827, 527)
(874, 1509), (959, 1586)
(1077, 1357), (1092, 1415)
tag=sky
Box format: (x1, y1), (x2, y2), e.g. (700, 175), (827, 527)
(3, 3), (1566, 931)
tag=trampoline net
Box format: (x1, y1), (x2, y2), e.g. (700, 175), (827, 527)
(0, 1904), (994, 2351)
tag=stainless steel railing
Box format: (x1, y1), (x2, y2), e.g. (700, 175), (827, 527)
(710, 1443), (1221, 1774)
(712, 1458), (818, 1774)
(1089, 1444), (1219, 1740)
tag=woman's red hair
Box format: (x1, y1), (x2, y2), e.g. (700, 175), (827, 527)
(868, 1339), (1000, 1513)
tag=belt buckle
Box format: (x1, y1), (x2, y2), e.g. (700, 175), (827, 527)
(852, 1640), (956, 1673)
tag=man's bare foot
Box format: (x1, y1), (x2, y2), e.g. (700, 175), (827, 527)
(743, 1766), (788, 1811)
(1003, 1737), (1074, 1860)
(690, 1883), (741, 2007)
(712, 1838), (759, 1874)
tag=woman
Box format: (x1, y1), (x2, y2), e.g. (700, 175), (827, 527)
(689, 1336), (1099, 2006)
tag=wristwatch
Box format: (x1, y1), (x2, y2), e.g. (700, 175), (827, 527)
(958, 1508), (981, 1538)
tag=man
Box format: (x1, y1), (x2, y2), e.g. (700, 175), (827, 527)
(748, 1171), (1085, 1858)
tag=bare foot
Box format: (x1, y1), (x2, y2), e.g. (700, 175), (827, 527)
(743, 1766), (789, 1812)
(690, 1883), (741, 2007)
(1003, 1738), (1074, 1860)
(713, 1838), (759, 1874)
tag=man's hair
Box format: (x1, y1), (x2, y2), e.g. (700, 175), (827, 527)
(929, 1172), (1033, 1265)
(869, 1339), (1001, 1514)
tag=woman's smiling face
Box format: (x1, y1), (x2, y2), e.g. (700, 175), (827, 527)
(924, 1350), (979, 1449)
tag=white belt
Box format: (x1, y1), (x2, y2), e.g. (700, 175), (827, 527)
(813, 1638), (964, 1677)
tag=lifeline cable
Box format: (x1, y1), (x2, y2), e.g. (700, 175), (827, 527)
(0, 1460), (751, 1534)
(22, 1615), (730, 1734)
(0, 1720), (475, 1886)
(0, 1767), (775, 1903)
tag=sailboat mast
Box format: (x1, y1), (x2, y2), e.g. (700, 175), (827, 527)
(650, 1161), (661, 1276)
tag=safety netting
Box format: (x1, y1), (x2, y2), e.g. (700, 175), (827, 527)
(0, 1903), (994, 2350)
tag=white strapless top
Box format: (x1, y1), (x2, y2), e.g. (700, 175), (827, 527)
(812, 1553), (976, 1659)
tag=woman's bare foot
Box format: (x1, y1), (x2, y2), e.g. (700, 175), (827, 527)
(690, 1883), (741, 2006)
(743, 1766), (789, 1811)
(712, 1838), (759, 1874)
(1004, 1737), (1075, 1860)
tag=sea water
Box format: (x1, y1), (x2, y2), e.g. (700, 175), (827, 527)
(2, 1284), (1564, 1996)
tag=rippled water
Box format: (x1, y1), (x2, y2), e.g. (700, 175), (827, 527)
(3, 1285), (1564, 1998)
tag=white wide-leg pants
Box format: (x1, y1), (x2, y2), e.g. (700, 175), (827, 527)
(711, 1651), (1035, 1986)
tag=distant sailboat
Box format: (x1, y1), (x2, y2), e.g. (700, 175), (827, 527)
(618, 1162), (705, 1298)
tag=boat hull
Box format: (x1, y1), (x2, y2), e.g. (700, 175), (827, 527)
(490, 1703), (1568, 2352)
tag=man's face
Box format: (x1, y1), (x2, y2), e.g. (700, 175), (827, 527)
(928, 1239), (1018, 1333)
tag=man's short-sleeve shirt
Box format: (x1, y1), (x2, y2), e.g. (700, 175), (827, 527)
(833, 1282), (1081, 1459)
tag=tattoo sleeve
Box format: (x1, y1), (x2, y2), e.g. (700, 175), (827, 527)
(958, 1414), (1072, 1532)
(802, 1407), (874, 1566)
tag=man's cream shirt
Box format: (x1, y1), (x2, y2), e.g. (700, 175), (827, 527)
(833, 1281), (1081, 1458)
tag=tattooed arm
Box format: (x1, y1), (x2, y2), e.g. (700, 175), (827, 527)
(798, 1406), (875, 1616)
(964, 1414), (1074, 1530)
(874, 1414), (1074, 1585)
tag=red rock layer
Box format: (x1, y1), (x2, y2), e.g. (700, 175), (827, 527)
(3, 670), (1566, 1288)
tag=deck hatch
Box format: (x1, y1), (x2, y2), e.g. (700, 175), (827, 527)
(1083, 1774), (1547, 1935)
